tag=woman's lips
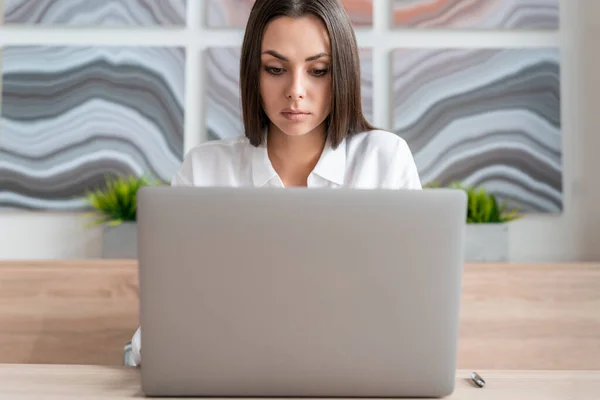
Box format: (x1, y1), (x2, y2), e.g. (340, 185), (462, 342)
(281, 110), (311, 121)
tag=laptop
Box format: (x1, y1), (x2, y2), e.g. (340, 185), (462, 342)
(137, 186), (467, 398)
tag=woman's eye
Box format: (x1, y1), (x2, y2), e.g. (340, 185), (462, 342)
(312, 68), (330, 77)
(265, 67), (284, 75)
(264, 66), (329, 77)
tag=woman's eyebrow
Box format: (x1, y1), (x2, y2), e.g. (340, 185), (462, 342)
(261, 50), (331, 62)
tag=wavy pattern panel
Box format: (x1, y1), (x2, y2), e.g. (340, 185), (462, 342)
(205, 48), (243, 141)
(206, 0), (373, 28)
(3, 0), (187, 26)
(0, 46), (185, 210)
(392, 0), (559, 29)
(392, 48), (561, 213)
(205, 47), (373, 141)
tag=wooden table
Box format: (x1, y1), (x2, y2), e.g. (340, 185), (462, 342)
(0, 260), (139, 365)
(1, 261), (599, 370)
(1, 364), (599, 399)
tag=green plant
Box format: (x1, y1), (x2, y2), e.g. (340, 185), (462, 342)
(84, 174), (160, 227)
(423, 181), (441, 189)
(425, 181), (522, 223)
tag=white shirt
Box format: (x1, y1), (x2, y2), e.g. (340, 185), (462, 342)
(125, 129), (421, 366)
(172, 129), (421, 189)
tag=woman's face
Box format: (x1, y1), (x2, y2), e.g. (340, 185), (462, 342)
(259, 15), (332, 139)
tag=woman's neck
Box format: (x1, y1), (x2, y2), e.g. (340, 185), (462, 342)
(267, 124), (327, 187)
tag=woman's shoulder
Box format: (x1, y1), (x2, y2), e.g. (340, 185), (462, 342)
(345, 130), (422, 189)
(185, 136), (253, 159)
(172, 136), (254, 186)
(347, 129), (413, 156)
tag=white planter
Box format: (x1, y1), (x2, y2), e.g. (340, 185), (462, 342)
(102, 222), (137, 259)
(464, 223), (508, 262)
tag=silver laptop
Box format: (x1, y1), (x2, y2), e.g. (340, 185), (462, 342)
(137, 186), (466, 398)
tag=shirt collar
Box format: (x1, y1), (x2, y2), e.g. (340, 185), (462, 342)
(311, 137), (346, 186)
(251, 136), (278, 187)
(251, 134), (347, 187)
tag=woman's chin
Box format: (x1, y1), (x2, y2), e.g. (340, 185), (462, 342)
(269, 115), (327, 138)
(274, 123), (321, 138)
(273, 126), (311, 138)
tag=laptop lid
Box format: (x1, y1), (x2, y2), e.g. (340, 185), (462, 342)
(138, 187), (466, 398)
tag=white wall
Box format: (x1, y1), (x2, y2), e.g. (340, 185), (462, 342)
(1, 0), (597, 261)
(508, 0), (600, 262)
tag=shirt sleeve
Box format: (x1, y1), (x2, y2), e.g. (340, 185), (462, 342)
(171, 158), (194, 187)
(171, 151), (195, 187)
(385, 139), (422, 190)
(171, 170), (193, 187)
(124, 326), (141, 367)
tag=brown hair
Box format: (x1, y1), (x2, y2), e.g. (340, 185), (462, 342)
(240, 0), (377, 149)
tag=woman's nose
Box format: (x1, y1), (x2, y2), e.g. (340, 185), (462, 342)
(286, 71), (306, 100)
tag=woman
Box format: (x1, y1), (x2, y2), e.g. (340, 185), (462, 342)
(124, 0), (421, 367)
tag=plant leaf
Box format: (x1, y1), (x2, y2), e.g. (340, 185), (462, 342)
(81, 174), (157, 227)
